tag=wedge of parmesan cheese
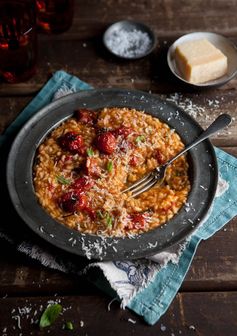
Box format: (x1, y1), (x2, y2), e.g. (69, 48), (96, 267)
(175, 38), (228, 84)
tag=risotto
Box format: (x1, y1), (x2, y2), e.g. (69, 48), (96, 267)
(33, 107), (190, 237)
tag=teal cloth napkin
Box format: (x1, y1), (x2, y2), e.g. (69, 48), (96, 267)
(1, 70), (237, 325)
(128, 146), (237, 323)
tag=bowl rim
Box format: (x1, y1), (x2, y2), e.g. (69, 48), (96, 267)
(6, 88), (218, 261)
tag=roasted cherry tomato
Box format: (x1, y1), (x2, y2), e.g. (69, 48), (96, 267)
(95, 131), (117, 155)
(72, 176), (94, 191)
(58, 132), (85, 154)
(75, 108), (96, 124)
(113, 126), (134, 138)
(59, 190), (87, 213)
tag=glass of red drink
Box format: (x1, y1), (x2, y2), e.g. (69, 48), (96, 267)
(36, 0), (74, 34)
(0, 0), (37, 83)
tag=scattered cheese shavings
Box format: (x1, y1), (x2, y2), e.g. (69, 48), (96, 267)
(189, 325), (196, 330)
(12, 315), (22, 329)
(160, 323), (166, 331)
(128, 318), (137, 324)
(107, 298), (118, 311)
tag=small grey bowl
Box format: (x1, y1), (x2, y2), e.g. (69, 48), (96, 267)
(167, 32), (237, 88)
(103, 20), (156, 60)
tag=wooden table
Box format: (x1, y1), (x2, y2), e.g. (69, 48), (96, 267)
(0, 1), (236, 335)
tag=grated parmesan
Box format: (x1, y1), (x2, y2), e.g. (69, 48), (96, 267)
(160, 323), (166, 331)
(128, 318), (137, 324)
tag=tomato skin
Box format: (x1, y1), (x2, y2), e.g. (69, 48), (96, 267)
(113, 126), (134, 138)
(125, 212), (150, 230)
(59, 132), (85, 154)
(76, 108), (95, 124)
(155, 149), (165, 165)
(84, 207), (96, 220)
(72, 176), (94, 192)
(95, 131), (117, 155)
(130, 213), (147, 229)
(59, 190), (88, 213)
(129, 155), (139, 167)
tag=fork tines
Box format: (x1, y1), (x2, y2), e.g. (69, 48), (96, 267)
(122, 171), (158, 197)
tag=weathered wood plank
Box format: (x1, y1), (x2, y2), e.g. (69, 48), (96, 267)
(0, 241), (96, 297)
(0, 2), (236, 335)
(0, 292), (236, 335)
(0, 96), (32, 133)
(1, 36), (236, 93)
(0, 218), (236, 296)
(183, 220), (237, 291)
(1, 60), (237, 145)
(40, 0), (237, 40)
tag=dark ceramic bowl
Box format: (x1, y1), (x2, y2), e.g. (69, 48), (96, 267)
(103, 20), (157, 59)
(6, 89), (218, 260)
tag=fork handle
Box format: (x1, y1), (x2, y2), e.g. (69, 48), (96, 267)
(166, 114), (232, 166)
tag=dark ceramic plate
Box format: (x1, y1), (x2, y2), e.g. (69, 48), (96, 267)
(7, 89), (218, 261)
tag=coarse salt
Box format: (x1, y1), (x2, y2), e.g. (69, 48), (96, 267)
(106, 27), (152, 58)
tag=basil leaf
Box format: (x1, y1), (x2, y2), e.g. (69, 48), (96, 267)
(107, 161), (113, 173)
(64, 321), (74, 330)
(105, 213), (113, 228)
(97, 210), (104, 219)
(39, 303), (62, 328)
(56, 175), (71, 185)
(97, 210), (113, 228)
(86, 148), (94, 157)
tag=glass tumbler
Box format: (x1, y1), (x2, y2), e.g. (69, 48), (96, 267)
(36, 0), (74, 34)
(0, 0), (37, 83)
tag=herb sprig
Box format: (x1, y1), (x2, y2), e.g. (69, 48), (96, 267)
(96, 210), (114, 228)
(135, 135), (146, 144)
(105, 212), (113, 228)
(86, 148), (94, 157)
(56, 175), (71, 185)
(107, 160), (113, 173)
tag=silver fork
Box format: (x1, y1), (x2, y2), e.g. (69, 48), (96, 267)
(123, 113), (231, 197)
